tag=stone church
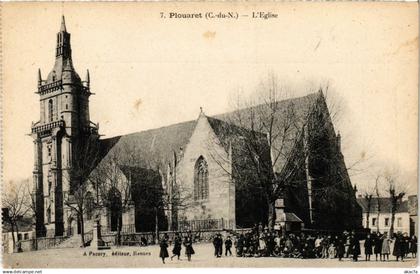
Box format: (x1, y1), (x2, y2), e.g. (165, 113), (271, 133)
(31, 17), (362, 238)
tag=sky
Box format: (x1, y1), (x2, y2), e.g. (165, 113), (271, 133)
(2, 2), (418, 195)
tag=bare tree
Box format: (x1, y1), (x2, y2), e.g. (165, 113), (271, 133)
(24, 180), (36, 220)
(374, 175), (382, 233)
(161, 163), (193, 230)
(90, 140), (141, 245)
(2, 180), (31, 252)
(363, 191), (374, 229)
(210, 74), (310, 229)
(385, 173), (406, 236)
(63, 134), (101, 247)
(209, 74), (363, 230)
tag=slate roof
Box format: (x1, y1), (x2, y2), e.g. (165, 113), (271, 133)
(97, 92), (321, 175)
(357, 197), (409, 214)
(207, 116), (268, 152)
(2, 217), (33, 233)
(98, 120), (197, 174)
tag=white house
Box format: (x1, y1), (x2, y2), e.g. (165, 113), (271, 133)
(2, 217), (35, 254)
(357, 196), (416, 236)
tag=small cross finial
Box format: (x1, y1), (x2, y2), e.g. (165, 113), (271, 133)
(200, 107), (203, 113)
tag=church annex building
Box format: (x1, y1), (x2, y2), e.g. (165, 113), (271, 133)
(31, 17), (362, 238)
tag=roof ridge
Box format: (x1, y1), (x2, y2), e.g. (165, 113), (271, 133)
(100, 92), (319, 140)
(101, 119), (196, 140)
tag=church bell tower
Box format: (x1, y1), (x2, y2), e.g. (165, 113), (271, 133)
(31, 16), (99, 237)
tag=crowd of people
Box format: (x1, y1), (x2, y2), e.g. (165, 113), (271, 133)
(229, 230), (417, 262)
(158, 228), (417, 264)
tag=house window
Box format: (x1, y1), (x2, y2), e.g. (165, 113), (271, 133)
(397, 217), (402, 227)
(372, 218), (377, 226)
(384, 217), (389, 227)
(194, 156), (209, 201)
(24, 233), (29, 240)
(48, 99), (54, 122)
(17, 234), (22, 241)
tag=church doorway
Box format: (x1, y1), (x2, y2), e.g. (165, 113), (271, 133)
(67, 217), (74, 236)
(108, 187), (122, 232)
(67, 216), (79, 236)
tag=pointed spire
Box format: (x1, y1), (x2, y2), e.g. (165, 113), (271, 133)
(60, 15), (67, 32)
(85, 69), (90, 87)
(56, 16), (72, 59)
(38, 68), (42, 85)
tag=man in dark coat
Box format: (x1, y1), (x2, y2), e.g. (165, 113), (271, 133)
(244, 233), (252, 257)
(218, 234), (224, 257)
(336, 234), (346, 261)
(364, 233), (373, 261)
(266, 232), (275, 256)
(393, 233), (404, 261)
(403, 233), (410, 258)
(159, 235), (169, 264)
(171, 233), (182, 260)
(410, 235), (417, 258)
(183, 236), (195, 261)
(236, 234), (245, 257)
(373, 232), (383, 261)
(213, 234), (223, 257)
(350, 233), (361, 262)
(251, 234), (259, 257)
(213, 234), (220, 257)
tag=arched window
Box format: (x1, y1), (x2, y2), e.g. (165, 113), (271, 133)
(194, 156), (209, 200)
(48, 99), (54, 122)
(108, 187), (122, 232)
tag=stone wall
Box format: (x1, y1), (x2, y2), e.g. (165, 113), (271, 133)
(177, 115), (235, 226)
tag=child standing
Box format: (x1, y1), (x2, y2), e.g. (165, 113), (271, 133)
(225, 236), (233, 256)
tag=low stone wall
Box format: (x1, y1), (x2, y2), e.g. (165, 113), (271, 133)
(17, 235), (70, 252)
(36, 235), (69, 250)
(19, 239), (35, 252)
(100, 228), (253, 247)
